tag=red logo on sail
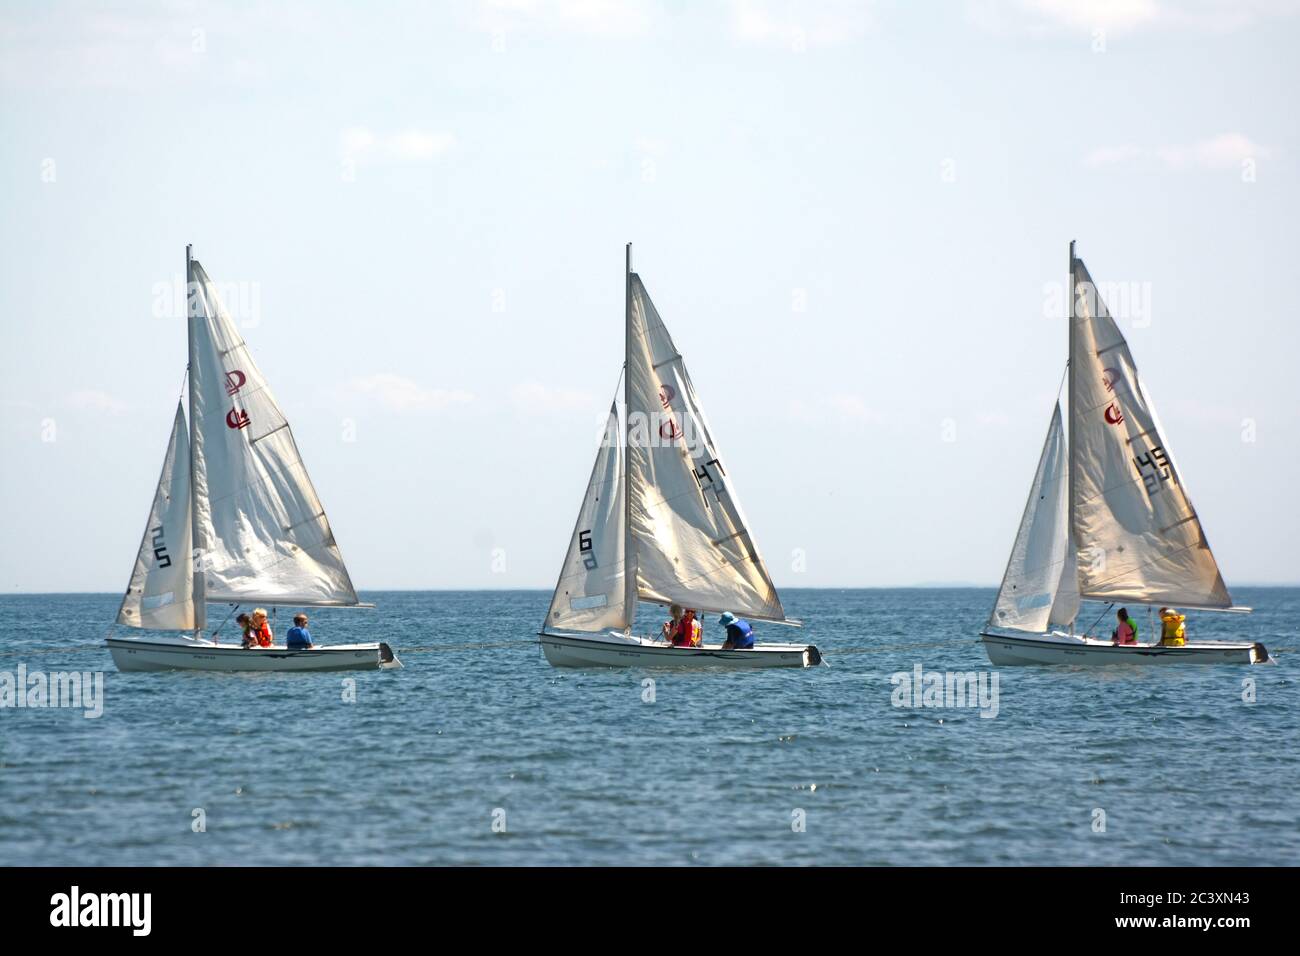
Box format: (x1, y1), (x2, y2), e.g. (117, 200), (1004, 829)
(658, 382), (682, 439)
(1104, 402), (1124, 426)
(1101, 367), (1120, 392)
(225, 369), (247, 396)
(226, 408), (251, 430)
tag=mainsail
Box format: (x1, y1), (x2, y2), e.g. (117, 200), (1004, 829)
(187, 258), (361, 608)
(989, 404), (1072, 632)
(545, 403), (629, 631)
(624, 273), (786, 622)
(544, 252), (790, 634)
(116, 402), (197, 630)
(1068, 250), (1231, 609)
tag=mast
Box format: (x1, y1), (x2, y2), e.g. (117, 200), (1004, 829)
(623, 242), (637, 633)
(1066, 239), (1076, 635)
(186, 243), (207, 634)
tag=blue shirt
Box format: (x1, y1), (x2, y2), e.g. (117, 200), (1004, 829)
(725, 619), (755, 648)
(286, 625), (313, 648)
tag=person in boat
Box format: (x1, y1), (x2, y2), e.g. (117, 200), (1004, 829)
(286, 613), (315, 650)
(1159, 607), (1187, 647)
(662, 604), (684, 643)
(1111, 608), (1138, 646)
(718, 611), (755, 650)
(662, 605), (702, 647)
(246, 608), (273, 648)
(679, 608), (702, 647)
(237, 612), (256, 649)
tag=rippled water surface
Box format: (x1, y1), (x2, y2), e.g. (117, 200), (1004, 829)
(1, 589), (1296, 865)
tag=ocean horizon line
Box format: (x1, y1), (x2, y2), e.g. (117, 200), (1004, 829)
(5, 583), (1299, 598)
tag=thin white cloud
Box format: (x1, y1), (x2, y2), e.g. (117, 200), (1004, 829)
(510, 381), (596, 414)
(0, 6), (290, 91)
(341, 128), (457, 165)
(730, 0), (876, 48)
(1015, 0), (1161, 34)
(477, 0), (657, 37)
(972, 0), (1297, 36)
(1085, 133), (1272, 169)
(1161, 132), (1274, 168)
(64, 390), (129, 414)
(342, 374), (473, 413)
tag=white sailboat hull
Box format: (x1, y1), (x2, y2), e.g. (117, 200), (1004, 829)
(979, 631), (1267, 666)
(539, 631), (821, 669)
(107, 637), (401, 673)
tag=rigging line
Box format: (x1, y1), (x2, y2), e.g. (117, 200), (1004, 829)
(200, 455), (319, 508)
(208, 602), (240, 643)
(201, 535), (345, 582)
(996, 551), (1072, 582)
(250, 422), (291, 445)
(1073, 469), (1189, 510)
(1082, 602), (1115, 638)
(1079, 536), (1219, 595)
(637, 549), (778, 601)
(177, 367), (190, 402)
(632, 473), (735, 511)
(1054, 359), (1069, 404)
(611, 363), (625, 404)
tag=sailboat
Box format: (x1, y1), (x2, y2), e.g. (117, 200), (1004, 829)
(107, 246), (399, 673)
(979, 242), (1268, 666)
(538, 245), (821, 669)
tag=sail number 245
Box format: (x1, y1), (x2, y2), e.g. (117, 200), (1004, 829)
(1132, 445), (1173, 498)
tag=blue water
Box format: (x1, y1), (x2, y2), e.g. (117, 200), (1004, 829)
(0, 588), (1296, 866)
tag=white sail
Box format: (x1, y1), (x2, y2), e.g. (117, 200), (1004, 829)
(1048, 537), (1080, 629)
(545, 403), (629, 632)
(117, 402), (197, 630)
(989, 404), (1072, 632)
(624, 273), (786, 622)
(1069, 252), (1231, 609)
(188, 259), (361, 607)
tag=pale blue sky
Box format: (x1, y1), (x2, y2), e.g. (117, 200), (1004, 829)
(2, 0), (1297, 592)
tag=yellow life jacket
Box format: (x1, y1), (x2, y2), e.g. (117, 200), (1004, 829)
(1160, 611), (1186, 646)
